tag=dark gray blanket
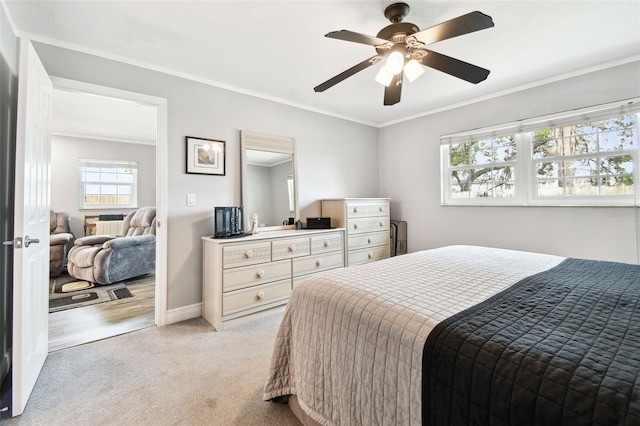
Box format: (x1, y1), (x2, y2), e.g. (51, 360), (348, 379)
(422, 258), (640, 425)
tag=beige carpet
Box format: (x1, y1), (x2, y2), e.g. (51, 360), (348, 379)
(6, 313), (300, 425)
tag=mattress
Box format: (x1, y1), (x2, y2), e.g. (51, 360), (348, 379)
(263, 245), (565, 425)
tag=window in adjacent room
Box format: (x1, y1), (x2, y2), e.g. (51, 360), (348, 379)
(441, 99), (639, 206)
(78, 159), (138, 209)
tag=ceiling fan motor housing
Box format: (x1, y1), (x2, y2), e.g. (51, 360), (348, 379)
(376, 22), (420, 56)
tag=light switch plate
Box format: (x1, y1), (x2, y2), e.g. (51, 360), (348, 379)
(187, 193), (196, 206)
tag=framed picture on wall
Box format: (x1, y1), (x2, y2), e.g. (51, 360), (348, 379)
(186, 136), (226, 176)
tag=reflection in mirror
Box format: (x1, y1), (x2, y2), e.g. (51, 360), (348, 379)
(241, 131), (298, 231)
(245, 150), (294, 227)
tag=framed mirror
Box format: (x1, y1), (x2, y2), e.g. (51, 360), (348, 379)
(240, 130), (298, 232)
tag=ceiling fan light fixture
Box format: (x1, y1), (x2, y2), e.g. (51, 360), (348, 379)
(385, 51), (405, 75)
(375, 66), (394, 86)
(314, 4), (494, 105)
(404, 59), (424, 82)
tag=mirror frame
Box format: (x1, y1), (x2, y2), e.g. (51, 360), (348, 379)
(240, 130), (299, 232)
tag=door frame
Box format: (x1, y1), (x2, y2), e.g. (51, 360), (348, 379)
(50, 77), (168, 326)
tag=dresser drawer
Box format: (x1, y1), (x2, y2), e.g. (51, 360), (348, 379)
(222, 279), (291, 316)
(293, 251), (344, 277)
(222, 242), (271, 269)
(347, 216), (390, 235)
(348, 245), (390, 266)
(346, 201), (389, 219)
(349, 230), (390, 250)
(223, 259), (291, 292)
(272, 237), (310, 260)
(310, 232), (343, 254)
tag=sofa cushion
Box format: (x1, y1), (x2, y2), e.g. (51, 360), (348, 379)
(69, 246), (103, 268)
(123, 207), (156, 237)
(50, 210), (72, 235)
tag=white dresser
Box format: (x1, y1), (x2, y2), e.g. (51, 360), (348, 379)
(321, 198), (390, 266)
(202, 228), (344, 330)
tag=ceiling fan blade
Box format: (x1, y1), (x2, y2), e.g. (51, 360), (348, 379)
(314, 55), (381, 92)
(417, 49), (490, 84)
(325, 30), (393, 48)
(410, 11), (494, 46)
(383, 74), (402, 106)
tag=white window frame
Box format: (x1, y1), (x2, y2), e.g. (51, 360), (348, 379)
(78, 159), (138, 210)
(441, 135), (523, 205)
(441, 99), (640, 207)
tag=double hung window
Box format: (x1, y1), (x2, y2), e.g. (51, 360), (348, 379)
(532, 117), (636, 198)
(441, 100), (640, 206)
(446, 136), (517, 200)
(78, 159), (138, 209)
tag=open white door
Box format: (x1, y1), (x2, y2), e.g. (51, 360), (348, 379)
(11, 39), (52, 417)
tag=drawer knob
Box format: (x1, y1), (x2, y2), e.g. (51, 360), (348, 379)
(256, 270), (265, 278)
(288, 245), (295, 252)
(245, 250), (253, 258)
(367, 238), (372, 244)
(316, 259), (323, 267)
(257, 291), (265, 300)
(379, 207), (383, 212)
(368, 253), (373, 259)
(379, 221), (384, 227)
(353, 223), (358, 229)
(323, 241), (331, 247)
(353, 207), (358, 213)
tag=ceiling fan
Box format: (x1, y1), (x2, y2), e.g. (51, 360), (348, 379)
(313, 2), (494, 106)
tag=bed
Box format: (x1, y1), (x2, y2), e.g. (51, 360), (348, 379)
(263, 245), (640, 425)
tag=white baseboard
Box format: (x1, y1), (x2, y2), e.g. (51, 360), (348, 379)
(165, 303), (202, 325)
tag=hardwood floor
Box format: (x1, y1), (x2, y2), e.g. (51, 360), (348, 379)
(48, 275), (155, 352)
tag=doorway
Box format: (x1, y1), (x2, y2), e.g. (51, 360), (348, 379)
(48, 78), (167, 350)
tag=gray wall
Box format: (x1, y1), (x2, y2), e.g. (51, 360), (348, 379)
(32, 42), (638, 315)
(33, 42), (379, 311)
(245, 164), (272, 227)
(245, 160), (293, 227)
(0, 3), (17, 413)
(50, 136), (157, 239)
(379, 61), (640, 264)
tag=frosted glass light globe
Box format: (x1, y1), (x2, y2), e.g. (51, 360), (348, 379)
(385, 51), (404, 75)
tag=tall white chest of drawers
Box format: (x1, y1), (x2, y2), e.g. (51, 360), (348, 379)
(322, 198), (390, 266)
(202, 228), (344, 330)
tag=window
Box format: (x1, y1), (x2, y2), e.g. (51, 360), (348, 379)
(78, 159), (138, 209)
(447, 136), (517, 199)
(532, 116), (636, 198)
(441, 100), (640, 206)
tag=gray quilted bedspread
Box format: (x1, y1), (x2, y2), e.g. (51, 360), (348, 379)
(423, 257), (640, 426)
(263, 245), (564, 425)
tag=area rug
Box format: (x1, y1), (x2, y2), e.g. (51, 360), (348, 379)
(49, 275), (134, 313)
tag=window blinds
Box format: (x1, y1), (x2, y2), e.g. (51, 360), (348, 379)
(440, 98), (640, 145)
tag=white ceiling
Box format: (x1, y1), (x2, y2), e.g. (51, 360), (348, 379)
(6, 1), (640, 128)
(52, 88), (157, 144)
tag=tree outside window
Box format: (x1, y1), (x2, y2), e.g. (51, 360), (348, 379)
(448, 136), (516, 199)
(442, 102), (639, 206)
(533, 115), (636, 197)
